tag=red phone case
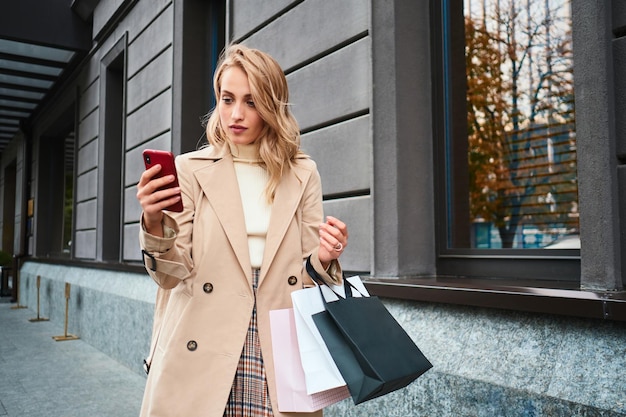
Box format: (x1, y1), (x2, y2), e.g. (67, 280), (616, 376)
(142, 149), (183, 212)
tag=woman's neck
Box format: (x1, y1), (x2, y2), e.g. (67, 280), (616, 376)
(229, 141), (262, 162)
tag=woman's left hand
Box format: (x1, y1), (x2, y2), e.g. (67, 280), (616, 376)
(318, 215), (348, 265)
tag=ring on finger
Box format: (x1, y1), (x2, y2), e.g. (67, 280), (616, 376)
(334, 242), (343, 251)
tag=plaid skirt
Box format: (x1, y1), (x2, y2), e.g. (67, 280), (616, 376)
(224, 269), (274, 417)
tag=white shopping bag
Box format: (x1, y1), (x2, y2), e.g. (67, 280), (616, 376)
(269, 308), (350, 412)
(290, 276), (369, 395)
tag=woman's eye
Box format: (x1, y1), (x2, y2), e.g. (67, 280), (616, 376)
(221, 97), (233, 104)
(246, 100), (255, 108)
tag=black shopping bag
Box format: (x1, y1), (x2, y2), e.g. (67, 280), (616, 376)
(306, 258), (432, 405)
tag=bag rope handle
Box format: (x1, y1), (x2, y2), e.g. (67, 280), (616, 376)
(305, 255), (366, 301)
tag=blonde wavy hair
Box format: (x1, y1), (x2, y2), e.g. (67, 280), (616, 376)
(205, 43), (305, 203)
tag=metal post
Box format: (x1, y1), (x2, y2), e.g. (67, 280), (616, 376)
(29, 275), (48, 322)
(52, 282), (79, 341)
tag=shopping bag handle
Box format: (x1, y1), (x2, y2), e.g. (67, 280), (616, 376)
(305, 255), (366, 301)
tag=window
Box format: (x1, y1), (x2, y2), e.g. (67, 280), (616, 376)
(173, 0), (225, 153)
(99, 37), (125, 262)
(2, 161), (16, 254)
(35, 119), (75, 258)
(63, 133), (75, 255)
(435, 0), (579, 279)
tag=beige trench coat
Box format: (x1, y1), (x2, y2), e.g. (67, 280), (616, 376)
(139, 145), (342, 417)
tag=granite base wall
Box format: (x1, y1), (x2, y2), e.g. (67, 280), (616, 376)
(18, 262), (156, 376)
(325, 300), (626, 416)
(327, 372), (626, 417)
(18, 262), (626, 416)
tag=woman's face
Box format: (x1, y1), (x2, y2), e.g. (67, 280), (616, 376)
(218, 66), (264, 146)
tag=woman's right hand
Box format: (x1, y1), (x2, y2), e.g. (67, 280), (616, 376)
(136, 164), (181, 237)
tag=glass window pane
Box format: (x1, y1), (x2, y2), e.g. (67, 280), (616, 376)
(0, 39), (74, 63)
(450, 0), (577, 249)
(63, 132), (75, 256)
(0, 73), (53, 89)
(0, 88), (45, 100)
(0, 99), (37, 110)
(0, 59), (63, 77)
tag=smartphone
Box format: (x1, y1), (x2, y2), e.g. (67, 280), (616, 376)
(142, 149), (184, 212)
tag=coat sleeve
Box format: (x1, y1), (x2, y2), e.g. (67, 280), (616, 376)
(139, 155), (195, 289)
(299, 160), (343, 285)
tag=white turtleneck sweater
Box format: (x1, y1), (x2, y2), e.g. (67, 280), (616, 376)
(230, 142), (272, 269)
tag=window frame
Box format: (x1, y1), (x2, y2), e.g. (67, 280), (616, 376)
(171, 0), (225, 155)
(432, 0), (581, 282)
(364, 0), (626, 322)
(98, 34), (127, 263)
(34, 109), (77, 259)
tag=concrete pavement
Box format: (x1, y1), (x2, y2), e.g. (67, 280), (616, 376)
(0, 296), (145, 417)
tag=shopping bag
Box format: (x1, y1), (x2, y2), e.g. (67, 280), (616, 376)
(291, 273), (370, 395)
(306, 258), (433, 405)
(269, 308), (351, 412)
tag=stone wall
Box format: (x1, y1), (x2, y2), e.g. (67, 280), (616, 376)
(19, 261), (626, 415)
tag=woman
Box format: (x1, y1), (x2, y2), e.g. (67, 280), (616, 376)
(136, 44), (348, 417)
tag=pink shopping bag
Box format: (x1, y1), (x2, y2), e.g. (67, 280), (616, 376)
(269, 308), (350, 412)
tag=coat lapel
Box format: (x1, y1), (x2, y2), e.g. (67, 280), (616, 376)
(191, 148), (252, 279)
(188, 147), (314, 286)
(260, 161), (312, 285)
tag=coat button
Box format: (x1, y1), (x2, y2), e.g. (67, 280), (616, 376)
(203, 283), (214, 293)
(187, 340), (197, 351)
(287, 276), (298, 285)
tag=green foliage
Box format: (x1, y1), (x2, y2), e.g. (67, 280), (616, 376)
(0, 250), (12, 266)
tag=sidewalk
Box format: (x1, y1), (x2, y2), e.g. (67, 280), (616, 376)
(0, 297), (145, 417)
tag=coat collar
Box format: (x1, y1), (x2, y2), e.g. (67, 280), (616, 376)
(187, 145), (313, 284)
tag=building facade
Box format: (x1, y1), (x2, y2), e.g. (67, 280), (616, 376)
(1, 0), (625, 415)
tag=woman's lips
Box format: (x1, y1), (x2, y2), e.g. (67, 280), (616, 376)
(230, 125), (247, 134)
